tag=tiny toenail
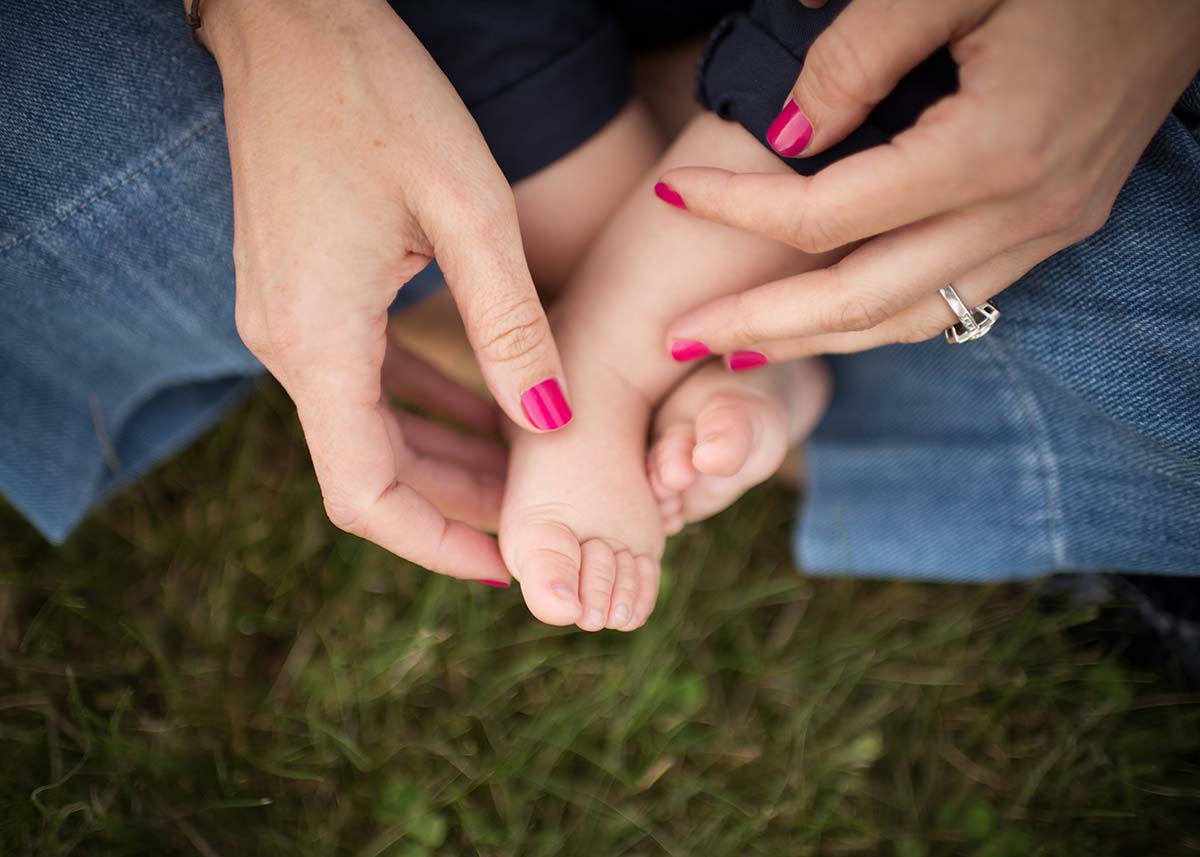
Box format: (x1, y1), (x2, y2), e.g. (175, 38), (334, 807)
(552, 583), (577, 602)
(585, 608), (605, 627)
(477, 579), (510, 588)
(612, 604), (631, 626)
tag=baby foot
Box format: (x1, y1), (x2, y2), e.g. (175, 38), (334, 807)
(500, 371), (664, 632)
(648, 359), (831, 534)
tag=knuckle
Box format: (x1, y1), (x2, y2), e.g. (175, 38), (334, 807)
(470, 184), (519, 230)
(1028, 181), (1093, 238)
(730, 292), (774, 342)
(808, 26), (884, 108)
(323, 493), (368, 536)
(831, 293), (889, 333)
(447, 177), (518, 234)
(1065, 197), (1113, 243)
(899, 314), (948, 344)
(787, 205), (841, 254)
(233, 301), (266, 356)
(988, 155), (1042, 198)
(473, 296), (550, 365)
(234, 275), (307, 363)
(949, 108), (1045, 197)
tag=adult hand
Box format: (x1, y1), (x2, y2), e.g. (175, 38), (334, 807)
(204, 0), (572, 582)
(660, 0), (1200, 359)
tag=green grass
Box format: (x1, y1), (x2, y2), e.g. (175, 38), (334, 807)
(2, 383), (1198, 856)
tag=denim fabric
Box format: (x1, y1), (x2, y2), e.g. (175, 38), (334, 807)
(3, 2), (1198, 580)
(694, 0), (1200, 578)
(0, 1), (441, 541)
(794, 82), (1200, 578)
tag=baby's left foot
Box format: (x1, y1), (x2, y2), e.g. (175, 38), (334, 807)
(648, 359), (831, 534)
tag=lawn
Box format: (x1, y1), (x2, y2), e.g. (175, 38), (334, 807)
(2, 383), (1198, 856)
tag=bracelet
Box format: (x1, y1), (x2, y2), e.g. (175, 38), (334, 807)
(186, 0), (203, 46)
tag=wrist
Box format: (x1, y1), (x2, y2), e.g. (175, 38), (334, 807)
(190, 0), (283, 78)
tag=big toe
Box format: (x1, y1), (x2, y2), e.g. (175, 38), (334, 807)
(505, 519), (584, 626)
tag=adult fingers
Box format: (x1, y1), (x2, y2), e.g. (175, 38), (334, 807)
(667, 203), (1027, 352)
(427, 187), (573, 434)
(294, 378), (510, 582)
(729, 236), (1060, 360)
(772, 0), (997, 158)
(373, 399), (504, 531)
(381, 340), (500, 436)
(395, 411), (508, 478)
(657, 105), (1000, 256)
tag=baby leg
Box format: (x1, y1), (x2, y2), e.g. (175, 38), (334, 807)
(501, 112), (848, 630)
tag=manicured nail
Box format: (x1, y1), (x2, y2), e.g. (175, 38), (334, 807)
(611, 604), (630, 626)
(670, 340), (711, 362)
(728, 350), (768, 372)
(654, 181), (687, 210)
(520, 378), (572, 431)
(478, 579), (510, 588)
(552, 582), (577, 602)
(766, 99), (813, 157)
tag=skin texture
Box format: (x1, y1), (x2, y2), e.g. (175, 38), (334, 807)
(499, 112), (845, 631)
(648, 359), (830, 535)
(200, 0), (579, 582)
(659, 0), (1200, 361)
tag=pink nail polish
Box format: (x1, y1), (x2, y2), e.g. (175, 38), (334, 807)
(478, 579), (510, 588)
(520, 378), (573, 431)
(766, 100), (813, 157)
(728, 350), (768, 372)
(654, 181), (687, 210)
(670, 340), (711, 362)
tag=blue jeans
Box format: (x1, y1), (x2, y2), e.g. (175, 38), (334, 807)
(2, 2), (1198, 579)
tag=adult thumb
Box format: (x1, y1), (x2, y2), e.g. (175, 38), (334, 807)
(430, 188), (573, 434)
(768, 0), (993, 158)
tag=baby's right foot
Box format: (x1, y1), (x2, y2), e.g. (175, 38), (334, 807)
(648, 359), (831, 534)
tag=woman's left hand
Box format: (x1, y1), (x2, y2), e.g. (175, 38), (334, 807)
(659, 0), (1200, 360)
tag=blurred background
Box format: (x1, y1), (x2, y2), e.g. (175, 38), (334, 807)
(2, 382), (1198, 856)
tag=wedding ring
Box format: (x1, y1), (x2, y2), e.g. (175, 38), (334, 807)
(939, 285), (999, 345)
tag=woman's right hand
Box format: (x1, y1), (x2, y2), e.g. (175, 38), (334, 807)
(203, 0), (571, 583)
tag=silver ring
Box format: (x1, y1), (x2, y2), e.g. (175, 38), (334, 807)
(939, 285), (999, 345)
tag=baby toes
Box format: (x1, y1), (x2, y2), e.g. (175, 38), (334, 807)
(507, 519), (584, 626)
(691, 394), (759, 478)
(626, 555), (661, 631)
(606, 549), (641, 630)
(577, 539), (618, 632)
(651, 423), (699, 493)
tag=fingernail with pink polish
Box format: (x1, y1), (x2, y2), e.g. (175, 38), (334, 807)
(766, 99), (813, 157)
(521, 378), (573, 431)
(654, 181), (687, 210)
(670, 340), (711, 362)
(728, 350), (768, 372)
(478, 579), (510, 588)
